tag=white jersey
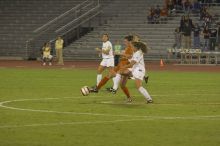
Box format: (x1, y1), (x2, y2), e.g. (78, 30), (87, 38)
(131, 50), (145, 73)
(102, 41), (113, 59)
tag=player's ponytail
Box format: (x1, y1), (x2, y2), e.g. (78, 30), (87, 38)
(132, 42), (147, 54)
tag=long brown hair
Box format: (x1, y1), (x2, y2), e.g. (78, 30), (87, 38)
(132, 41), (147, 53)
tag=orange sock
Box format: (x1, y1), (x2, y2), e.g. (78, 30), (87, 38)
(121, 87), (131, 98)
(97, 77), (110, 90)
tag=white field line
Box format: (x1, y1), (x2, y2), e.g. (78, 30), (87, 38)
(0, 95), (220, 129)
(0, 96), (220, 119)
(0, 116), (220, 129)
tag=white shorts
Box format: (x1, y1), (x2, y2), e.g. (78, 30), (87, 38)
(129, 68), (145, 80)
(43, 55), (53, 59)
(100, 58), (114, 67)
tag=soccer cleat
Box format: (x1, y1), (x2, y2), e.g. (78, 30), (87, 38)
(89, 86), (98, 93)
(49, 62), (52, 66)
(144, 76), (149, 84)
(111, 89), (117, 94)
(126, 97), (133, 103)
(146, 99), (153, 104)
(106, 87), (113, 92)
(43, 62), (46, 66)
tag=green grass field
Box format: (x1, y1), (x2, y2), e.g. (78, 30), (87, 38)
(0, 68), (220, 146)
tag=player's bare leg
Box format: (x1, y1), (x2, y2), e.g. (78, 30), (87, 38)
(120, 75), (132, 102)
(96, 67), (115, 90)
(97, 65), (106, 86)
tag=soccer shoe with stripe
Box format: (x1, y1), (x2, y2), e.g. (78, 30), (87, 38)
(144, 76), (149, 84)
(106, 87), (113, 92)
(89, 86), (98, 93)
(111, 89), (117, 94)
(126, 97), (133, 103)
(146, 99), (153, 104)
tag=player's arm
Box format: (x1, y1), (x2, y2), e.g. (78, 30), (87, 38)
(121, 60), (136, 69)
(121, 53), (132, 59)
(95, 47), (111, 55)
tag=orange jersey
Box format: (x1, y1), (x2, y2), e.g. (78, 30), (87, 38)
(114, 46), (133, 72)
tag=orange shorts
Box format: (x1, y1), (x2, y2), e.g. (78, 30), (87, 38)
(114, 60), (129, 72)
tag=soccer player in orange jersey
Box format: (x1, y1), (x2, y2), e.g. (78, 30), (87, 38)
(90, 35), (134, 94)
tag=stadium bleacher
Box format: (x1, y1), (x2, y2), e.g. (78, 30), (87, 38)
(0, 0), (219, 61)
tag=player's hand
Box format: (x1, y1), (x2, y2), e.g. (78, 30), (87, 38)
(95, 48), (101, 52)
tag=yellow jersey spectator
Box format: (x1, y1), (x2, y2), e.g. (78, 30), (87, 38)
(55, 36), (64, 65)
(42, 42), (53, 66)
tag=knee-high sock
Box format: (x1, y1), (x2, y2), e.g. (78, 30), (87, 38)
(97, 76), (110, 90)
(97, 74), (102, 86)
(121, 87), (131, 98)
(113, 74), (121, 90)
(138, 86), (152, 101)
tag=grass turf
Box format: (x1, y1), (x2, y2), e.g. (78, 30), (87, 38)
(0, 68), (219, 146)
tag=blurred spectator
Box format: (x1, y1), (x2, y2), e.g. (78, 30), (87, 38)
(55, 36), (64, 65)
(192, 23), (201, 49)
(167, 0), (175, 15)
(202, 25), (209, 51)
(42, 42), (53, 66)
(175, 0), (183, 10)
(179, 15), (186, 33)
(183, 0), (192, 14)
(173, 27), (182, 49)
(218, 23), (220, 50)
(208, 25), (217, 51)
(182, 15), (193, 49)
(113, 40), (122, 66)
(147, 7), (155, 24)
(192, 0), (201, 12)
(160, 5), (168, 23)
(154, 5), (161, 24)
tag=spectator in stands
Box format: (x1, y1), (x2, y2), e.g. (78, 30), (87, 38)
(192, 0), (201, 12)
(192, 23), (201, 49)
(183, 0), (192, 14)
(182, 15), (193, 49)
(154, 5), (161, 24)
(175, 0), (183, 10)
(179, 15), (185, 33)
(160, 5), (168, 23)
(147, 7), (155, 24)
(167, 0), (175, 16)
(113, 40), (122, 66)
(208, 25), (217, 51)
(202, 25), (209, 51)
(218, 23), (220, 50)
(42, 42), (53, 66)
(173, 27), (182, 49)
(55, 36), (64, 65)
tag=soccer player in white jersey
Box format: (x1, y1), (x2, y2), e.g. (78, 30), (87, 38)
(95, 34), (114, 86)
(114, 41), (153, 103)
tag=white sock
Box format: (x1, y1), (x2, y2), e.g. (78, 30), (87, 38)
(112, 77), (116, 83)
(97, 74), (102, 86)
(138, 86), (152, 101)
(113, 74), (121, 90)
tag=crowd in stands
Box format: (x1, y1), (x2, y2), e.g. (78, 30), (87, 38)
(147, 0), (220, 56)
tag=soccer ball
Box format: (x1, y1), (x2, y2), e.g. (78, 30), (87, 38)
(81, 86), (90, 96)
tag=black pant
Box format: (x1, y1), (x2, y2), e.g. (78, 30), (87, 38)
(114, 55), (120, 66)
(209, 37), (216, 51)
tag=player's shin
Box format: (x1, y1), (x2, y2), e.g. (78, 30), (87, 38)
(97, 76), (110, 90)
(97, 74), (102, 86)
(138, 86), (152, 101)
(113, 74), (121, 90)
